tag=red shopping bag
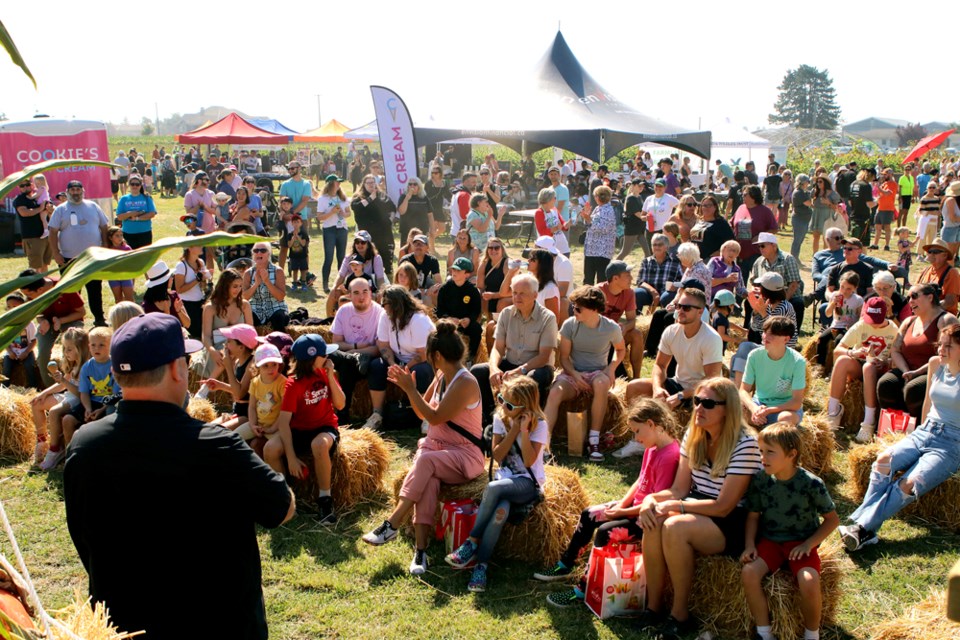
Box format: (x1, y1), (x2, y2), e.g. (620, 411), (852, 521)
(444, 502), (478, 554)
(584, 543), (646, 619)
(437, 499), (474, 540)
(877, 409), (916, 438)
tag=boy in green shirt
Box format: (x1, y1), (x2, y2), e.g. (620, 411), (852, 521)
(740, 316), (807, 427)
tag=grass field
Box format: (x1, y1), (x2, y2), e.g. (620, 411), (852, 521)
(0, 187), (957, 639)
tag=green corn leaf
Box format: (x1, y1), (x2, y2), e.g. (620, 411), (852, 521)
(0, 159), (120, 201)
(0, 19), (36, 89)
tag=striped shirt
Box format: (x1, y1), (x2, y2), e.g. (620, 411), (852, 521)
(682, 430), (761, 505)
(749, 300), (799, 348)
(918, 195), (941, 217)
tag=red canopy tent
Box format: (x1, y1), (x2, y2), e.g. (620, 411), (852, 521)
(176, 113), (288, 145)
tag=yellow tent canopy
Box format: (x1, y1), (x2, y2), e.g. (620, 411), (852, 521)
(295, 119), (366, 143)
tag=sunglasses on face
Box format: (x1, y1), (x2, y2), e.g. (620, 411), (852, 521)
(488, 245), (502, 250)
(693, 395), (726, 409)
(676, 303), (703, 312)
(685, 203), (697, 208)
(355, 240), (368, 246)
(927, 249), (945, 255)
(909, 291), (926, 299)
(842, 246), (859, 252)
(252, 248), (269, 254)
(496, 394), (524, 411)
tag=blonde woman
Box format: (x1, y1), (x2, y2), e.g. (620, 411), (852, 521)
(669, 195), (700, 242)
(637, 377), (762, 637)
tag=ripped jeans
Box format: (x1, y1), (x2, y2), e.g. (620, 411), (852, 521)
(850, 419), (960, 533)
(469, 475), (539, 564)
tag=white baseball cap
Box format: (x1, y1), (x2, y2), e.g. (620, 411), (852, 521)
(534, 235), (558, 255)
(753, 232), (778, 245)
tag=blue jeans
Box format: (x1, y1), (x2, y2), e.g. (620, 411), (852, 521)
(322, 227), (348, 288)
(791, 212), (811, 260)
(730, 342), (761, 374)
(850, 420), (960, 533)
(469, 475), (539, 564)
(2, 352), (38, 388)
(367, 357), (433, 394)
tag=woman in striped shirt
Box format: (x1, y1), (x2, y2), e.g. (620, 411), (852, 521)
(636, 377), (762, 639)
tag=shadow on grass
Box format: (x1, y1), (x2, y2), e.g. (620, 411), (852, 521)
(845, 522), (958, 566)
(554, 453), (641, 487)
(266, 497), (386, 565)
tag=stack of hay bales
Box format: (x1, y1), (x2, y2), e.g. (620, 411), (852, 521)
(870, 589), (958, 640)
(0, 387), (36, 461)
(800, 334), (833, 375)
(688, 541), (844, 639)
(290, 427), (391, 510)
(551, 378), (631, 450)
(391, 464), (589, 565)
(848, 436), (960, 532)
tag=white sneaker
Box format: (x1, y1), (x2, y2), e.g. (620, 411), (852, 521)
(855, 422), (875, 444)
(362, 520), (398, 546)
(409, 549), (429, 576)
(421, 418), (430, 434)
(362, 412), (383, 430)
(612, 439), (645, 459)
(826, 406), (844, 431)
(40, 229), (49, 239)
(38, 448), (65, 471)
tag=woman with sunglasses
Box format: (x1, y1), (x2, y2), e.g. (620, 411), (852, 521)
(873, 283), (959, 422)
(115, 175), (157, 249)
(240, 176), (264, 233)
(543, 285), (625, 462)
(352, 174), (397, 274)
(840, 322), (960, 552)
(242, 241), (289, 332)
(689, 195), (733, 261)
(424, 166), (451, 254)
(637, 377), (761, 638)
(669, 195), (700, 243)
(398, 177), (432, 252)
(326, 232), (387, 318)
(317, 175), (352, 293)
(476, 239), (518, 353)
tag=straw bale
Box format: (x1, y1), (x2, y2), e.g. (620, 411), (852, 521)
(871, 589), (957, 640)
(3, 362), (43, 391)
(0, 387), (36, 461)
(801, 334), (833, 373)
(291, 427), (391, 510)
(552, 378), (630, 450)
(847, 435), (960, 531)
(840, 379), (865, 432)
(49, 589), (142, 639)
(391, 463), (590, 565)
(687, 540), (843, 639)
(798, 414), (837, 475)
(185, 397), (218, 423)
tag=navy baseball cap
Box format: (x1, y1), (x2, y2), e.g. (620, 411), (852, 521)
(111, 314), (203, 373)
(291, 334), (338, 361)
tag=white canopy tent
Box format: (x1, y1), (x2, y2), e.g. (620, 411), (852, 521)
(706, 118), (787, 168)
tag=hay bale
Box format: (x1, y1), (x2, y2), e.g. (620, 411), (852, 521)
(4, 362), (43, 390)
(0, 387), (36, 461)
(688, 540), (843, 640)
(291, 427), (391, 510)
(552, 377), (630, 449)
(286, 325), (333, 342)
(49, 589), (141, 639)
(390, 463), (590, 565)
(840, 379), (865, 432)
(798, 414), (837, 475)
(847, 435), (960, 531)
(186, 397), (218, 423)
(871, 589), (958, 640)
(348, 381), (405, 422)
(800, 334), (833, 372)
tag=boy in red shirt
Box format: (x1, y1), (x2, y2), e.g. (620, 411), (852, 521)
(263, 334), (344, 524)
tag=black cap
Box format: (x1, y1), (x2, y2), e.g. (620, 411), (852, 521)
(111, 314), (202, 373)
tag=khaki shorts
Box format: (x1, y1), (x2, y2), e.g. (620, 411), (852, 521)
(22, 237), (52, 269)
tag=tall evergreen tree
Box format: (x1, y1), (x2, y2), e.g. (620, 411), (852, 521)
(769, 65), (841, 129)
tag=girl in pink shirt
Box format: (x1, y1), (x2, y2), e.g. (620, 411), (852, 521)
(533, 398), (682, 606)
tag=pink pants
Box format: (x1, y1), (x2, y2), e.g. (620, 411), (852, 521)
(400, 437), (485, 526)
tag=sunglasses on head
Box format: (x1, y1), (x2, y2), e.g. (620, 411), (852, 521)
(693, 396), (726, 409)
(676, 303), (703, 312)
(496, 394), (524, 411)
(252, 247), (269, 254)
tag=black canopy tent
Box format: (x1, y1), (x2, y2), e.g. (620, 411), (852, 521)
(414, 32), (711, 161)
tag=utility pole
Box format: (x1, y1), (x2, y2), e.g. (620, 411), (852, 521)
(155, 102), (160, 136)
(315, 94), (322, 128)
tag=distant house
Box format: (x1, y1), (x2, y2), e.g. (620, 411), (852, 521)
(841, 117), (912, 148)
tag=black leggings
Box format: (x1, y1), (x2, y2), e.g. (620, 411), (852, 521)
(815, 327), (844, 366)
(561, 501), (644, 587)
(876, 369), (928, 419)
(582, 256), (610, 286)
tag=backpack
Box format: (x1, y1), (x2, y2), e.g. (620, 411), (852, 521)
(611, 196), (625, 238)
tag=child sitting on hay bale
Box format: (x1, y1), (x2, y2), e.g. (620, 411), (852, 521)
(59, 328), (120, 445)
(533, 398), (681, 608)
(235, 344), (287, 443)
(739, 317), (807, 427)
(32, 327), (88, 468)
(741, 423), (839, 640)
(812, 271), (862, 366)
(263, 334), (344, 525)
(199, 324), (258, 431)
(2, 293), (39, 390)
(444, 376), (548, 592)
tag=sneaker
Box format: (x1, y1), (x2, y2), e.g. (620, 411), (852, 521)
(656, 614), (698, 640)
(445, 539), (478, 569)
(533, 561), (573, 582)
(635, 608), (664, 631)
(316, 496), (336, 525)
(546, 589), (581, 607)
(33, 440), (47, 465)
(38, 448), (64, 471)
(826, 405), (844, 430)
(467, 563), (487, 592)
(362, 520), (398, 546)
(869, 245), (879, 250)
(587, 443), (604, 462)
(409, 549), (429, 576)
(883, 245), (890, 252)
(802, 292), (817, 308)
(840, 524), (878, 552)
(362, 412), (383, 430)
(855, 422), (875, 444)
(612, 439), (645, 459)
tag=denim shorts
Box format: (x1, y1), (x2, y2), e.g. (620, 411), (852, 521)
(942, 225), (960, 244)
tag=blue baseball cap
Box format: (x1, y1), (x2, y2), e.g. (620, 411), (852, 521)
(111, 314), (203, 373)
(291, 334), (338, 361)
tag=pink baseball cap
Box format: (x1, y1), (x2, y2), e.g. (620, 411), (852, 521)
(219, 324), (261, 350)
(254, 343), (284, 366)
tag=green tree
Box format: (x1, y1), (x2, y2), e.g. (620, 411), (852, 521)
(140, 116), (155, 136)
(769, 64), (841, 129)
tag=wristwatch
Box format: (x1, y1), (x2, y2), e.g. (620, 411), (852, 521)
(520, 365), (528, 375)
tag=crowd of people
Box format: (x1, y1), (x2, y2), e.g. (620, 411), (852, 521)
(6, 147), (960, 640)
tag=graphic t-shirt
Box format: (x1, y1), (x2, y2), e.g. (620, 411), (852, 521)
(837, 320), (899, 360)
(117, 193), (157, 234)
(742, 347), (806, 408)
(828, 291), (864, 330)
(492, 415), (549, 484)
(8, 321), (36, 358)
(79, 358), (120, 402)
(250, 374), (287, 429)
(641, 194), (679, 232)
(746, 467), (836, 542)
(731, 204), (778, 260)
(331, 302), (385, 346)
(399, 254), (441, 289)
(281, 371), (338, 431)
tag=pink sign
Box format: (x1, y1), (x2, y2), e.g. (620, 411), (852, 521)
(0, 125), (111, 200)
